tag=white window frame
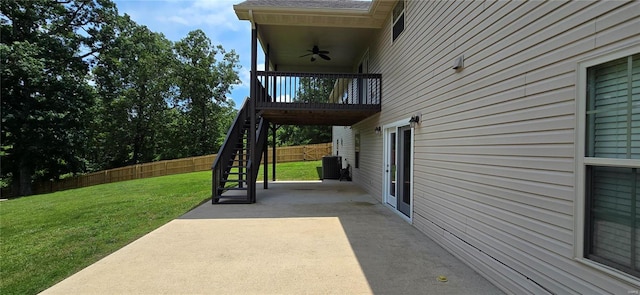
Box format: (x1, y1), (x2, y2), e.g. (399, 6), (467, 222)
(391, 0), (406, 42)
(575, 44), (640, 285)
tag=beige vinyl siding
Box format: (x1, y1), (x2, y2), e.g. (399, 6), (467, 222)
(352, 115), (383, 202)
(332, 126), (354, 170)
(355, 0), (640, 293)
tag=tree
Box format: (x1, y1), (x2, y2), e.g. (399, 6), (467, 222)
(91, 15), (176, 168)
(276, 77), (334, 146)
(173, 30), (240, 156)
(1, 2), (242, 196)
(1, 0), (117, 195)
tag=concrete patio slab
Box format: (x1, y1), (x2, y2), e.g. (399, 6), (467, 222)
(42, 181), (503, 295)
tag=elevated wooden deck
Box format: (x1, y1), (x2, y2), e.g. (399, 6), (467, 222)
(255, 71), (381, 126)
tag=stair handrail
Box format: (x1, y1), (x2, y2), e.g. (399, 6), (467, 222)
(211, 98), (249, 200)
(250, 116), (268, 180)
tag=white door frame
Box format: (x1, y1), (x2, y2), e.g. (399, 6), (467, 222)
(383, 126), (398, 209)
(382, 118), (414, 223)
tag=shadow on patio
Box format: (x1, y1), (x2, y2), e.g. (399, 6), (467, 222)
(42, 181), (503, 295)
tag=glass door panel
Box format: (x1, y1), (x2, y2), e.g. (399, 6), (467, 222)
(385, 130), (397, 207)
(398, 126), (412, 217)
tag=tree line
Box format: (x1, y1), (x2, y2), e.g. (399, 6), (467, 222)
(1, 0), (240, 196)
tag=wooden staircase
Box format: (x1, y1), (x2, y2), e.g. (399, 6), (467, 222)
(211, 98), (267, 204)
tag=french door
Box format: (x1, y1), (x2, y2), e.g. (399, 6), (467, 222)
(384, 122), (413, 220)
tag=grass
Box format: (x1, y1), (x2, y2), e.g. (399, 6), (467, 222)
(258, 160), (322, 180)
(0, 160), (322, 294)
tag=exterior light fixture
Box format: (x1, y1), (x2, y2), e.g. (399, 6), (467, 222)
(375, 126), (382, 135)
(409, 113), (421, 129)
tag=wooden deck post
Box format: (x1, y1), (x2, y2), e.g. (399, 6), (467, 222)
(271, 65), (278, 182)
(272, 124), (277, 181)
(263, 44), (270, 190)
(249, 22), (258, 203)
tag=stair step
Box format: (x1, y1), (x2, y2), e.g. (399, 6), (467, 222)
(228, 157), (248, 160)
(226, 165), (248, 169)
(224, 178), (248, 182)
(225, 173), (247, 176)
(227, 158), (248, 162)
(212, 195), (251, 204)
(212, 199), (252, 204)
(219, 187), (248, 191)
(228, 166), (248, 169)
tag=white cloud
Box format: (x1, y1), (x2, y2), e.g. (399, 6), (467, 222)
(117, 0), (242, 41)
(157, 0), (239, 32)
(238, 63), (265, 89)
(239, 67), (251, 88)
(165, 15), (189, 25)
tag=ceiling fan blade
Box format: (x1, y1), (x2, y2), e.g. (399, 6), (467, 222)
(301, 46), (330, 61)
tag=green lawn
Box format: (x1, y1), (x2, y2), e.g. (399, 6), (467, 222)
(259, 160), (322, 180)
(0, 160), (322, 294)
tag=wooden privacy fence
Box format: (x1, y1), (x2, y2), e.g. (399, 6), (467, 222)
(269, 143), (332, 163)
(29, 154), (217, 196)
(2, 142), (332, 198)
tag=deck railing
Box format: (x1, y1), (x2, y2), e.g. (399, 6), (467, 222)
(255, 71), (381, 107)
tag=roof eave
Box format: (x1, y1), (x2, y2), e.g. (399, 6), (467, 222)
(234, 5), (371, 16)
(234, 1), (388, 29)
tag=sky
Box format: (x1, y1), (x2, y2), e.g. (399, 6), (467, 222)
(113, 0), (263, 109)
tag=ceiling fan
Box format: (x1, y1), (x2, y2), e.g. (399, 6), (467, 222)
(299, 45), (331, 62)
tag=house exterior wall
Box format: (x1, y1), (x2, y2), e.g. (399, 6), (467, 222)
(332, 126), (354, 171)
(350, 0), (640, 293)
(341, 115), (383, 202)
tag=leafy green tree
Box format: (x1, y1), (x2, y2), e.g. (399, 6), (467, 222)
(1, 0), (117, 195)
(173, 30), (240, 156)
(277, 77), (333, 146)
(92, 15), (176, 168)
